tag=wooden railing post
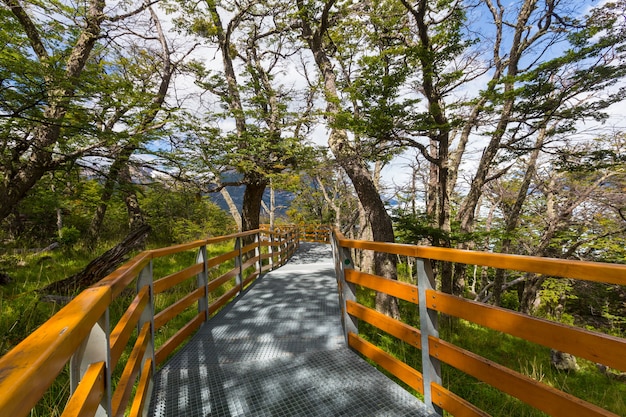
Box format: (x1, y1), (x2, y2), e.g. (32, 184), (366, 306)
(331, 233), (358, 342)
(235, 237), (243, 292)
(69, 310), (112, 417)
(196, 246), (209, 321)
(416, 258), (443, 416)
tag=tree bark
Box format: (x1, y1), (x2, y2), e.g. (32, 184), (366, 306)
(0, 0), (106, 221)
(298, 0), (399, 318)
(241, 173), (268, 232)
(39, 224), (151, 295)
(220, 187), (242, 231)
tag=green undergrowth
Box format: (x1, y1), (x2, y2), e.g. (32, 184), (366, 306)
(355, 286), (626, 417)
(0, 239), (239, 416)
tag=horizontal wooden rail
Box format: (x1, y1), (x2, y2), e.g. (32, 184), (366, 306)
(345, 269), (419, 303)
(154, 287), (204, 330)
(335, 232), (626, 285)
(129, 359), (153, 417)
(0, 225), (314, 417)
(61, 361), (106, 417)
(0, 286), (111, 417)
(430, 383), (489, 417)
(429, 336), (617, 417)
(332, 229), (626, 417)
(348, 332), (424, 394)
(427, 289), (626, 372)
(112, 322), (152, 417)
(346, 301), (421, 348)
(110, 286), (150, 368)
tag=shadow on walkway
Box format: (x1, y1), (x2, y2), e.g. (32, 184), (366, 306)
(149, 243), (436, 417)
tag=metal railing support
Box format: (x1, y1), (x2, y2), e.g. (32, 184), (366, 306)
(235, 237), (243, 292)
(69, 310), (112, 417)
(268, 233), (274, 270)
(416, 258), (443, 416)
(196, 246), (209, 320)
(331, 233), (358, 342)
(254, 232), (261, 275)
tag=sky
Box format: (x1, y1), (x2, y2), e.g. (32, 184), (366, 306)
(155, 0), (626, 201)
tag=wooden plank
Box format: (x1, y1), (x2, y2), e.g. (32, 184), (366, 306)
(112, 322), (151, 417)
(427, 290), (626, 372)
(110, 286), (149, 367)
(153, 263), (203, 295)
(148, 230), (257, 258)
(208, 269), (238, 292)
(430, 383), (490, 417)
(148, 240), (207, 257)
(0, 286), (111, 417)
(60, 361), (106, 417)
(334, 235), (626, 285)
(207, 250), (238, 269)
(348, 333), (424, 394)
(241, 242), (258, 254)
(346, 301), (421, 348)
(429, 336), (618, 417)
(155, 313), (204, 366)
(154, 287), (204, 330)
(241, 257), (259, 271)
(128, 358), (153, 417)
(345, 270), (419, 303)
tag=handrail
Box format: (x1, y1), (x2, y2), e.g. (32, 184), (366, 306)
(331, 228), (626, 417)
(0, 225), (318, 417)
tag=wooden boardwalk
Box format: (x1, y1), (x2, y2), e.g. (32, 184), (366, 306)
(148, 242), (435, 417)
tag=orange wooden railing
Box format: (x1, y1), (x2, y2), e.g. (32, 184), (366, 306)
(330, 229), (626, 417)
(0, 227), (305, 417)
(3, 224), (623, 417)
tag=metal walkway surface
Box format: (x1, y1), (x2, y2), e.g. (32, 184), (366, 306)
(148, 243), (436, 417)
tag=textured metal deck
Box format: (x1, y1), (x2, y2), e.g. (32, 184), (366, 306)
(148, 243), (436, 416)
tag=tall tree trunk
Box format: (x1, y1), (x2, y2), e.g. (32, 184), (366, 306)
(88, 6), (173, 244)
(492, 128), (546, 305)
(298, 1), (399, 318)
(456, 0), (549, 236)
(88, 146), (134, 243)
(0, 0), (105, 221)
(220, 187), (242, 231)
(241, 173), (268, 232)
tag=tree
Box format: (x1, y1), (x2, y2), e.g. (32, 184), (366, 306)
(86, 6), (197, 245)
(0, 0), (158, 221)
(170, 0), (315, 234)
(296, 0), (400, 317)
(379, 0), (626, 296)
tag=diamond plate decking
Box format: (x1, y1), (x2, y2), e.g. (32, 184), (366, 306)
(149, 242), (437, 417)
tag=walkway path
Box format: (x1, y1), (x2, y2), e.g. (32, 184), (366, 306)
(148, 242), (436, 416)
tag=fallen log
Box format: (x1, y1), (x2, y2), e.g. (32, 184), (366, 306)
(39, 224), (151, 295)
